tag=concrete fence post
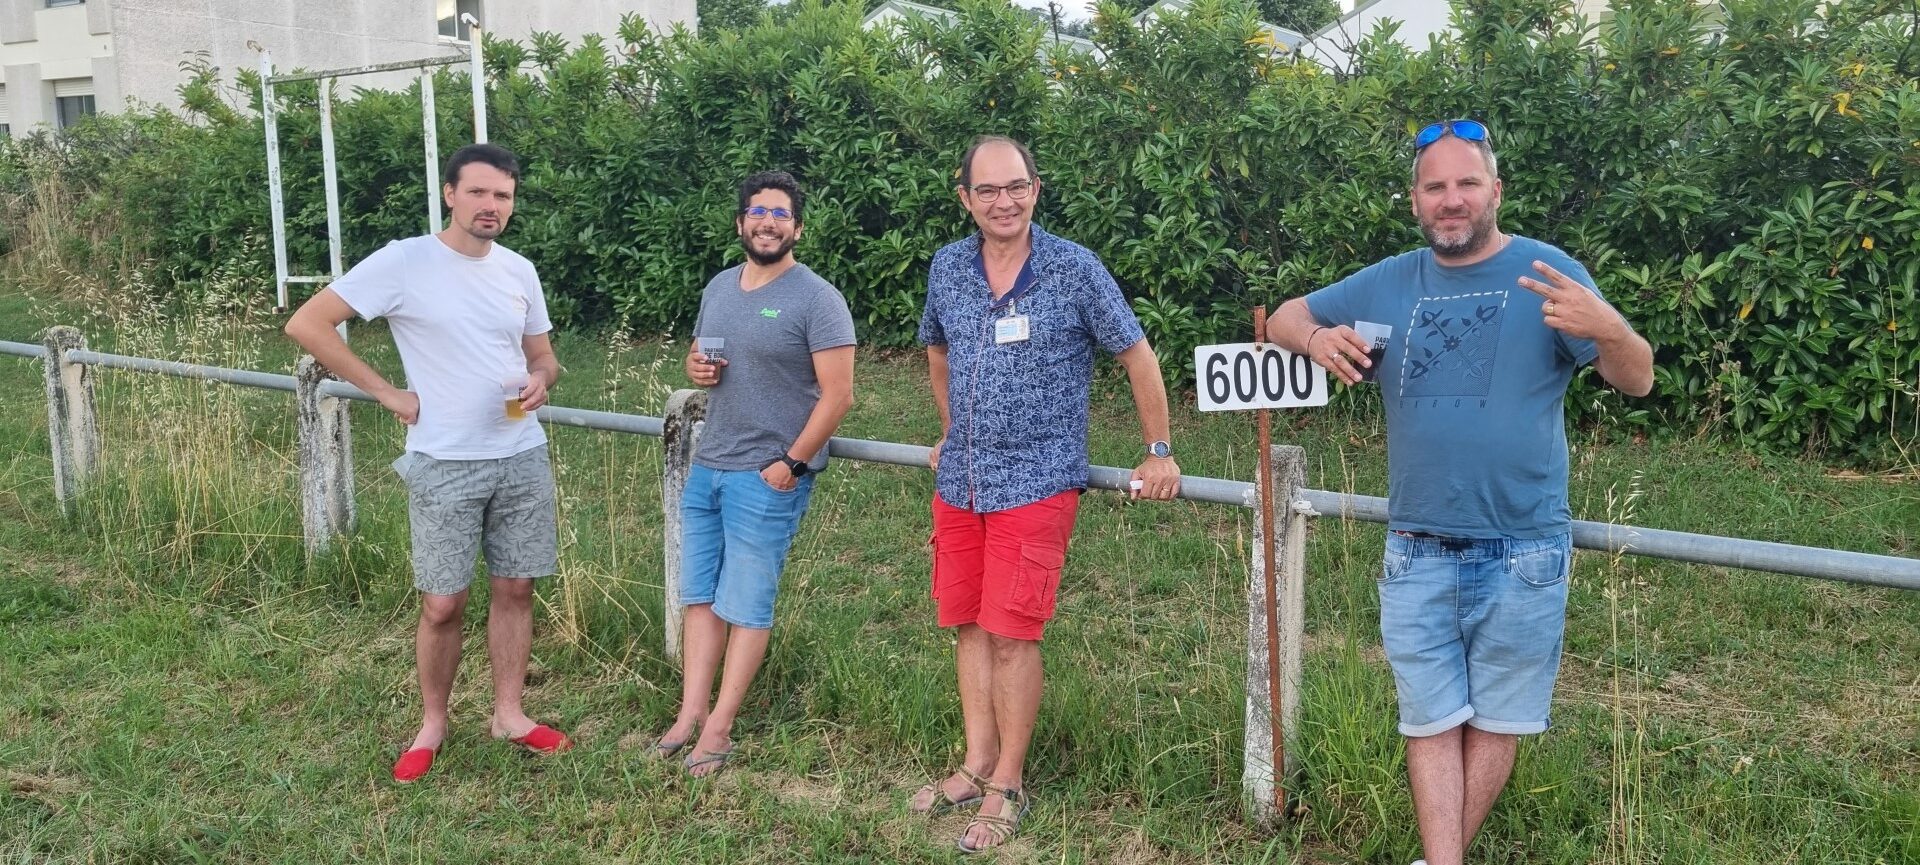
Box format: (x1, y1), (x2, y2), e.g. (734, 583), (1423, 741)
(295, 355), (357, 553)
(1244, 444), (1307, 827)
(40, 326), (99, 513)
(661, 388), (707, 663)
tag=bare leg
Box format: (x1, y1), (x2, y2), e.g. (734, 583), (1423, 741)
(686, 622), (772, 777)
(663, 604), (729, 747)
(962, 632), (1043, 850)
(1406, 727), (1466, 865)
(410, 589), (469, 752)
(1461, 726), (1518, 851)
(486, 577), (537, 737)
(911, 623), (998, 810)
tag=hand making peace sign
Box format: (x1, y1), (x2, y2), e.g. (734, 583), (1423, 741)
(1517, 260), (1624, 342)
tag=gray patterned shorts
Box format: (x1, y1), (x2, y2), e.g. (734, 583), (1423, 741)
(393, 445), (559, 596)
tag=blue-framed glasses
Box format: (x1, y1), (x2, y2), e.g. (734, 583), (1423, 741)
(1413, 119), (1490, 150)
(742, 205), (795, 222)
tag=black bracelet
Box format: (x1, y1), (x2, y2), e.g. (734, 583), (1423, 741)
(1307, 326), (1326, 352)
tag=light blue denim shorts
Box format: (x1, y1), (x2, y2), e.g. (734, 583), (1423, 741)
(1378, 531), (1572, 737)
(678, 464), (816, 630)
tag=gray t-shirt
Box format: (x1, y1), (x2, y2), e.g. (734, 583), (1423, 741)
(691, 262), (857, 472)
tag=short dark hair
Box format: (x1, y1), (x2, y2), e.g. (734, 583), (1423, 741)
(444, 143), (521, 187)
(737, 170), (805, 225)
(956, 134), (1039, 190)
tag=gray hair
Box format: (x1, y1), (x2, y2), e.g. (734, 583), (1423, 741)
(1411, 135), (1499, 186)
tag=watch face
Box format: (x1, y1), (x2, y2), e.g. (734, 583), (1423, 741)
(1150, 441), (1171, 458)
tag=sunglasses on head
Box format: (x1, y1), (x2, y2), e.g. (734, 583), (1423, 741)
(1413, 119), (1490, 150)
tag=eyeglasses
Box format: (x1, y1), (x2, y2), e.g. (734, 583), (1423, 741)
(742, 206), (795, 222)
(1413, 119), (1490, 150)
(965, 179), (1035, 204)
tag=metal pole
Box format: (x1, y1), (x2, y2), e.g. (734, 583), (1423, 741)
(318, 77), (346, 340)
(465, 13), (487, 143)
(1254, 306), (1284, 818)
(422, 71), (442, 233)
(259, 50), (291, 313)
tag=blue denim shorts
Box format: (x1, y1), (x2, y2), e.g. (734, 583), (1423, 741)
(678, 464), (816, 630)
(1378, 531), (1572, 737)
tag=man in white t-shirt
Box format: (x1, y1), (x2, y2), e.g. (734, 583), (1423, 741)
(285, 143), (572, 785)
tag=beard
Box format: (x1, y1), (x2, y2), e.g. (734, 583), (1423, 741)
(1419, 207), (1498, 258)
(463, 215), (506, 241)
(741, 230), (796, 266)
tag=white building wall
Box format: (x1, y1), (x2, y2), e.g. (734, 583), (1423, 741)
(1, 1), (114, 135)
(1, 0), (695, 137)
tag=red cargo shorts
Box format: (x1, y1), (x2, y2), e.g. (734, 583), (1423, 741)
(930, 490), (1080, 641)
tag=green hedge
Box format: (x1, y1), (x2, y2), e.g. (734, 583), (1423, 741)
(4, 0), (1917, 454)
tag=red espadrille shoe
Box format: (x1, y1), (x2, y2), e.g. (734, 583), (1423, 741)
(392, 746), (438, 784)
(504, 724), (572, 755)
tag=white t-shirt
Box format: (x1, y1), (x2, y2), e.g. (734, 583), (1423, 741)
(331, 234), (553, 460)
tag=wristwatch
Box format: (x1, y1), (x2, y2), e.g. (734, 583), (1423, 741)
(776, 454), (811, 478)
(1147, 440), (1173, 459)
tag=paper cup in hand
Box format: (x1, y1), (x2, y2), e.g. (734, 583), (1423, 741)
(1353, 321), (1392, 383)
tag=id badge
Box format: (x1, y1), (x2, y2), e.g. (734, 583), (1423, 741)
(994, 314), (1031, 345)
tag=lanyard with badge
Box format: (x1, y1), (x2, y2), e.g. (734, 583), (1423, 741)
(982, 256), (1038, 345)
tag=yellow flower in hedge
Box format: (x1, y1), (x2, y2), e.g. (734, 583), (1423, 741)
(1862, 236), (1874, 250)
(1603, 62), (1616, 71)
(1833, 92), (1856, 116)
(1889, 320), (1899, 332)
(1738, 300), (1754, 320)
(1661, 47), (1680, 56)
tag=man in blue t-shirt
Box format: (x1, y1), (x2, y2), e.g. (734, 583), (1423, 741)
(1264, 120), (1652, 865)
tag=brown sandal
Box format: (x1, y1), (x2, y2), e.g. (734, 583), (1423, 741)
(910, 765), (988, 815)
(956, 782), (1031, 853)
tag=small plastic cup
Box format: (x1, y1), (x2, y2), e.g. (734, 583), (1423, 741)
(503, 377), (528, 420)
(1353, 321), (1392, 383)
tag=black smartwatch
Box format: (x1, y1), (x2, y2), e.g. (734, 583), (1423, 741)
(775, 454), (811, 478)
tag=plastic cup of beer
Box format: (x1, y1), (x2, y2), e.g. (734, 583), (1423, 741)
(503, 377), (528, 420)
(1353, 321), (1392, 383)
(697, 337), (725, 384)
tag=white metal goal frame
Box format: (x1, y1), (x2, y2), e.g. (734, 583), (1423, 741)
(254, 13), (489, 314)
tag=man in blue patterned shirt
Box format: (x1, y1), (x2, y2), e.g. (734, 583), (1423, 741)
(910, 135), (1182, 853)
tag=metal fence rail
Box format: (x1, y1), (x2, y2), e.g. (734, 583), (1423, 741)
(7, 337), (1917, 592)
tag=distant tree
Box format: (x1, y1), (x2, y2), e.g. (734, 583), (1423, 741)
(1116, 0), (1339, 33)
(700, 0), (769, 33)
(1258, 0), (1337, 33)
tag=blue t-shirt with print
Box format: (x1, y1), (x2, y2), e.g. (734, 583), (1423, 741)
(1305, 236), (1604, 538)
(918, 224), (1146, 514)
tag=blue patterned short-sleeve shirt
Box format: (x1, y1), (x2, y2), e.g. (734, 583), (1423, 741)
(917, 224), (1146, 514)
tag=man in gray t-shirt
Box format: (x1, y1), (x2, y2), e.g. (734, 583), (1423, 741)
(656, 171), (857, 778)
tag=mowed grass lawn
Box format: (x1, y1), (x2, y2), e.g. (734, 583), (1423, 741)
(1, 284), (1916, 864)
